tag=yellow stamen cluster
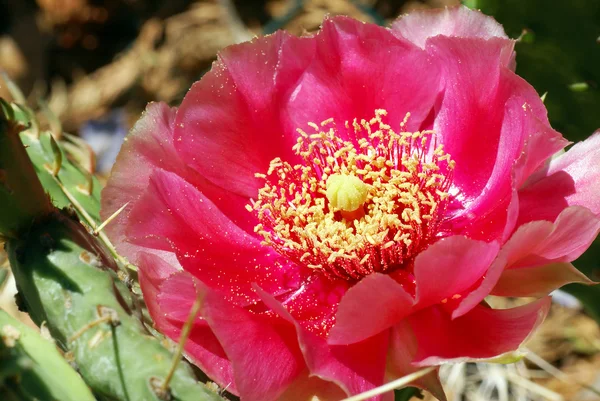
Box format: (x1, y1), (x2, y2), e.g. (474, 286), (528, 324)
(249, 110), (455, 281)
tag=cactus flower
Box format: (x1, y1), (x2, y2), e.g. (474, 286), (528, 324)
(102, 6), (600, 401)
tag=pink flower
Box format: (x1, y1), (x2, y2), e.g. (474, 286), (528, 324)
(102, 6), (600, 401)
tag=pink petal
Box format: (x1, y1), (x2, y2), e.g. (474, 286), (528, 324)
(518, 131), (600, 224)
(388, 321), (446, 401)
(452, 255), (507, 319)
(101, 103), (182, 266)
(306, 333), (389, 400)
(392, 6), (509, 52)
(502, 206), (600, 269)
(410, 298), (551, 365)
(414, 236), (499, 308)
(137, 253), (236, 393)
(454, 206), (599, 317)
(201, 288), (305, 401)
(256, 287), (389, 399)
(173, 31), (314, 198)
(501, 182), (521, 242)
(285, 16), (441, 136)
(492, 262), (592, 297)
(327, 273), (413, 345)
(510, 111), (569, 187)
(313, 332), (389, 400)
(128, 169), (307, 305)
(279, 273), (349, 338)
(488, 207), (599, 297)
(136, 251), (178, 324)
(276, 375), (347, 401)
(101, 102), (259, 267)
(431, 35), (566, 241)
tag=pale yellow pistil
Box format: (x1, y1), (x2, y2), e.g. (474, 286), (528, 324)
(325, 173), (369, 220)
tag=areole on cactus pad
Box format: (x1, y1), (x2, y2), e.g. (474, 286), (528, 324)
(101, 6), (600, 401)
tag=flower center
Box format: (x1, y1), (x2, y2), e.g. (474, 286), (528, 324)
(325, 173), (369, 217)
(249, 110), (455, 281)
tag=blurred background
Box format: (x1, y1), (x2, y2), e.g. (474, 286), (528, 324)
(0, 0), (599, 400)
(0, 0), (459, 146)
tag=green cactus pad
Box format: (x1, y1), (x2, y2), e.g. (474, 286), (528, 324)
(6, 211), (224, 401)
(0, 309), (96, 401)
